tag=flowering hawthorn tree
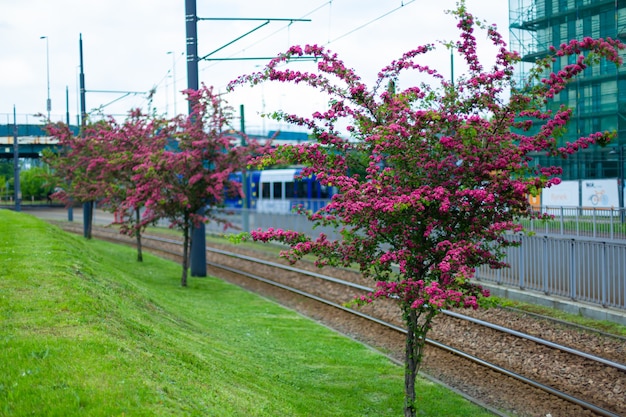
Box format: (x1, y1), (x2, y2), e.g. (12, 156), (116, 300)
(44, 112), (169, 260)
(129, 85), (267, 286)
(44, 120), (114, 239)
(97, 110), (171, 261)
(229, 3), (623, 416)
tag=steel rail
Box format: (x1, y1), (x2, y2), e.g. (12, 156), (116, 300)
(205, 255), (623, 417)
(502, 306), (626, 342)
(443, 310), (626, 372)
(148, 234), (626, 374)
(81, 232), (626, 372)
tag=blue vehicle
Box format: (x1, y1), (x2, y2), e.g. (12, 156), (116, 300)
(225, 168), (336, 213)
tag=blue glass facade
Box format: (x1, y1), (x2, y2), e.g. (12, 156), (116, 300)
(509, 0), (626, 180)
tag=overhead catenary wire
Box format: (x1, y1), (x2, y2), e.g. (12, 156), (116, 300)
(141, 1), (419, 117)
(327, 0), (333, 44)
(136, 51), (185, 117)
(326, 0), (416, 45)
(197, 0), (332, 75)
(198, 0), (417, 74)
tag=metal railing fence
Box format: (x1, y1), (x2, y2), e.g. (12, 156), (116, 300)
(211, 208), (626, 311)
(212, 206), (626, 241)
(205, 208), (342, 241)
(522, 206), (626, 240)
(476, 235), (626, 311)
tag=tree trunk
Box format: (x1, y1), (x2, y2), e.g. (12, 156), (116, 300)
(134, 207), (143, 262)
(403, 308), (436, 417)
(404, 308), (419, 417)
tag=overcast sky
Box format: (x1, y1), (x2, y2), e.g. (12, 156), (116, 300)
(1, 0), (509, 134)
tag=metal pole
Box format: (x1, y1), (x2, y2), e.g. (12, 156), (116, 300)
(79, 35), (86, 133)
(185, 0), (199, 98)
(40, 36), (51, 120)
(617, 145), (626, 223)
(450, 46), (454, 88)
(186, 0), (206, 277)
(79, 34), (92, 238)
(164, 65), (170, 116)
(173, 54), (178, 116)
(65, 86), (70, 126)
(13, 106), (20, 212)
(66, 86), (73, 222)
(240, 104), (249, 233)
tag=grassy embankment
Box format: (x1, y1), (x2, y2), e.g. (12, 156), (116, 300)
(0, 210), (497, 417)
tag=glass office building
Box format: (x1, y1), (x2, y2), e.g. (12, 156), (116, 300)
(509, 0), (626, 183)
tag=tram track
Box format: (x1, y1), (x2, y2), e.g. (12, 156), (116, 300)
(55, 223), (626, 417)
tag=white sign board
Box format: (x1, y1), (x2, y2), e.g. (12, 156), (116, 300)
(581, 179), (619, 208)
(541, 180), (579, 207)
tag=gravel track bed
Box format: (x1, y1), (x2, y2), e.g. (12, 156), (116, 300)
(201, 239), (626, 417)
(55, 224), (626, 417)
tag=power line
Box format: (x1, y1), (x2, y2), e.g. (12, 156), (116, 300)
(198, 1), (331, 74)
(327, 0), (416, 45)
(199, 0), (417, 78)
(147, 1), (420, 115)
(213, 0), (417, 60)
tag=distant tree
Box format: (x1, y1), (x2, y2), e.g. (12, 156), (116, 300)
(44, 120), (115, 238)
(95, 110), (171, 262)
(0, 175), (7, 201)
(0, 162), (13, 201)
(0, 161), (12, 181)
(128, 85), (267, 286)
(229, 2), (624, 416)
(19, 167), (54, 200)
(45, 112), (169, 256)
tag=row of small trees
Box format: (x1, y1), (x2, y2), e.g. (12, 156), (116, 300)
(44, 86), (266, 286)
(44, 2), (623, 416)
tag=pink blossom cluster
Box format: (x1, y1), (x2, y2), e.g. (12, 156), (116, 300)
(355, 278), (487, 311)
(250, 227), (307, 244)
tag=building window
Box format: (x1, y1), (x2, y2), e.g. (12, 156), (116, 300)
(583, 16), (592, 36)
(599, 10), (613, 38)
(568, 18), (577, 40)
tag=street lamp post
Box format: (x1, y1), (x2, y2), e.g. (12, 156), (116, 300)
(40, 36), (51, 120)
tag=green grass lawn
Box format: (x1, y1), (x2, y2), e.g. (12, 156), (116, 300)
(0, 210), (498, 417)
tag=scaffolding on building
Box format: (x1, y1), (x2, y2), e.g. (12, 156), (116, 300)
(508, 0), (626, 192)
